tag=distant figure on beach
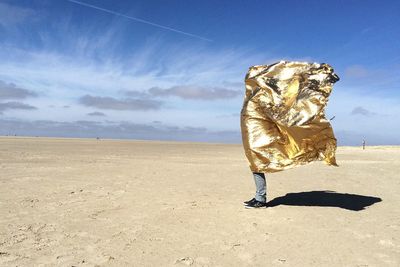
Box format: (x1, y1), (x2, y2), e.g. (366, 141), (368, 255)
(241, 61), (340, 208)
(363, 139), (366, 150)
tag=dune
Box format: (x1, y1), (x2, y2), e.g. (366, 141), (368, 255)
(0, 137), (399, 266)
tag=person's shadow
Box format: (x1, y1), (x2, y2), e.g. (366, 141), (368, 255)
(266, 191), (382, 211)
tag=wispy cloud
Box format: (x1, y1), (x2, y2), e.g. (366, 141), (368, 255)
(0, 41), (263, 98)
(0, 37), (265, 130)
(1, 3), (399, 145)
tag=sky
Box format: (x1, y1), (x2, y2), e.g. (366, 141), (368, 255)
(0, 0), (399, 145)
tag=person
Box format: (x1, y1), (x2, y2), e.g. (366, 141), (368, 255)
(240, 61), (340, 209)
(244, 172), (267, 208)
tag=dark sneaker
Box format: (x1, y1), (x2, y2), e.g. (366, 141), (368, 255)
(245, 200), (266, 209)
(243, 198), (256, 205)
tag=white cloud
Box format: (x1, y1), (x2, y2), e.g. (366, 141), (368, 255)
(87, 111), (106, 117)
(80, 95), (162, 110)
(0, 101), (37, 114)
(0, 80), (37, 99)
(327, 85), (400, 145)
(1, 15), (399, 144)
(0, 36), (271, 132)
(148, 85), (242, 100)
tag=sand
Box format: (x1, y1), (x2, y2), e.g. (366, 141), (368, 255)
(0, 137), (399, 266)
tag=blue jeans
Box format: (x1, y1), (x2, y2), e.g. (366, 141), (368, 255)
(253, 172), (266, 203)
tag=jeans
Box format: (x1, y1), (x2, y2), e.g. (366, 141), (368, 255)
(253, 172), (266, 203)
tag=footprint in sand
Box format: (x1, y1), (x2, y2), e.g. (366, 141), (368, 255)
(175, 257), (194, 265)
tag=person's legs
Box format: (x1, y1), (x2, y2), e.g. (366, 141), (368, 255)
(253, 172), (266, 203)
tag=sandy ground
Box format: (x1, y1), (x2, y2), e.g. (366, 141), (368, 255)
(0, 137), (399, 266)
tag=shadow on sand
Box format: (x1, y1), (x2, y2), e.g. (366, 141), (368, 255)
(266, 191), (382, 211)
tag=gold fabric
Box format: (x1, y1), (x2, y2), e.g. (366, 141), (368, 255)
(241, 61), (339, 173)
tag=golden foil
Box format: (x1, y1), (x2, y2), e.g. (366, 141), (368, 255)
(241, 61), (339, 173)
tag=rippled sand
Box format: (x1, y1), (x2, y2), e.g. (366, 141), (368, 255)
(0, 137), (399, 266)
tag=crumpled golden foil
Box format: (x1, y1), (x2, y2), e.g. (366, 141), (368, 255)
(241, 61), (339, 173)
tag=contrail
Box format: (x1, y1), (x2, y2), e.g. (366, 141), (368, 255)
(66, 0), (212, 42)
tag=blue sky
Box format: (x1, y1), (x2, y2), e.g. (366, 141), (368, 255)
(0, 0), (399, 145)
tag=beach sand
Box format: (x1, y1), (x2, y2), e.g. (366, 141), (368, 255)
(0, 137), (399, 266)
